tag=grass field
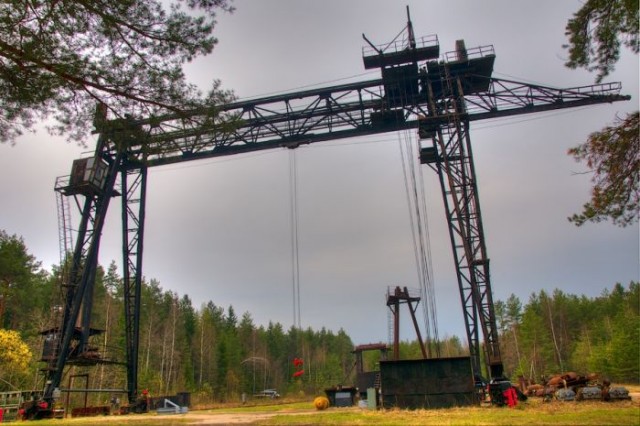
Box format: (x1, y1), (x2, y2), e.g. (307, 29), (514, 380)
(24, 393), (640, 426)
(262, 399), (640, 425)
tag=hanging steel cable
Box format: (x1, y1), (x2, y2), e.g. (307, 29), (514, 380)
(289, 149), (302, 331)
(398, 129), (440, 357)
(288, 148), (306, 380)
(415, 140), (441, 357)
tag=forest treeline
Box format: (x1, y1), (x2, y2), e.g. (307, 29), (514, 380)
(0, 230), (638, 404)
(495, 283), (639, 384)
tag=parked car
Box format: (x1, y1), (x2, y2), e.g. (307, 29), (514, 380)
(254, 389), (280, 399)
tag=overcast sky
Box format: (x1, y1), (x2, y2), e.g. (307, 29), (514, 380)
(1, 0), (638, 346)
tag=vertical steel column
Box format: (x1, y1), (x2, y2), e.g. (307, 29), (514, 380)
(386, 287), (428, 360)
(355, 351), (364, 374)
(433, 123), (484, 377)
(389, 299), (400, 361)
(422, 66), (502, 379)
(45, 139), (123, 400)
(121, 164), (147, 404)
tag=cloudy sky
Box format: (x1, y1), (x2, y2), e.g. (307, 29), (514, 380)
(1, 0), (638, 346)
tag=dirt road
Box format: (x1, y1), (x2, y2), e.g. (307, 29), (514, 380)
(64, 407), (323, 425)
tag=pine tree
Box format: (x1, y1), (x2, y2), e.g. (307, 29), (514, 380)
(564, 1), (639, 226)
(0, 0), (235, 143)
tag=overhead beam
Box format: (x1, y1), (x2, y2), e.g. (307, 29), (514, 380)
(100, 77), (628, 169)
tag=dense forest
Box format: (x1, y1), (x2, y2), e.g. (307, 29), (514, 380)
(0, 230), (637, 406)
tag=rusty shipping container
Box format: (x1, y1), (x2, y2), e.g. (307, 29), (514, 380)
(380, 357), (476, 409)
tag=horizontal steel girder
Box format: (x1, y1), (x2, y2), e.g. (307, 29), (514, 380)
(97, 77), (628, 169)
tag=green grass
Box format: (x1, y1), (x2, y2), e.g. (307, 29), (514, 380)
(260, 400), (640, 425)
(19, 397), (640, 426)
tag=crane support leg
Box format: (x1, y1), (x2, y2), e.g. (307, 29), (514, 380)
(45, 143), (123, 401)
(421, 69), (503, 380)
(431, 123), (502, 379)
(121, 165), (148, 404)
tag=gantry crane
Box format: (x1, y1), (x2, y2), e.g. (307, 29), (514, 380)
(42, 10), (629, 407)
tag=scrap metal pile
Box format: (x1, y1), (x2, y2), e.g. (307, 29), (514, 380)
(518, 372), (631, 402)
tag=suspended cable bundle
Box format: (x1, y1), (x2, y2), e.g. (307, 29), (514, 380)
(289, 149), (302, 331)
(398, 130), (441, 358)
(289, 149), (306, 379)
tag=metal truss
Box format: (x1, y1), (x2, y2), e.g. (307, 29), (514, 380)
(120, 163), (147, 403)
(102, 74), (626, 169)
(46, 137), (123, 399)
(421, 63), (501, 378)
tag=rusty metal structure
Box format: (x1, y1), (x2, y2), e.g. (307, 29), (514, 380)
(351, 343), (389, 398)
(42, 8), (630, 406)
(386, 286), (428, 360)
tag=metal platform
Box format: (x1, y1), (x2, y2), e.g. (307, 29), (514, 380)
(426, 45), (496, 95)
(363, 34), (440, 69)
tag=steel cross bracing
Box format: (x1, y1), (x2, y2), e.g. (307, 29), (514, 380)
(48, 45), (629, 402)
(47, 137), (124, 400)
(103, 77), (626, 169)
(121, 165), (147, 402)
(422, 62), (501, 379)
